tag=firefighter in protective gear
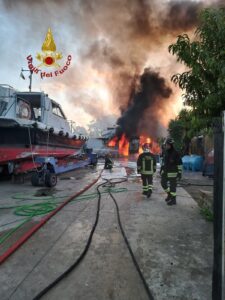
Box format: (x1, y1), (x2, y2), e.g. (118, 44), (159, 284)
(137, 143), (156, 198)
(104, 154), (113, 170)
(160, 138), (182, 205)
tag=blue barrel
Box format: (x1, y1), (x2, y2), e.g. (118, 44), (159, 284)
(182, 155), (190, 170)
(188, 155), (196, 170)
(190, 155), (203, 171)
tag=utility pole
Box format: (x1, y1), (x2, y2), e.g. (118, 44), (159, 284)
(212, 111), (224, 300)
(223, 111), (225, 300)
(20, 69), (33, 92)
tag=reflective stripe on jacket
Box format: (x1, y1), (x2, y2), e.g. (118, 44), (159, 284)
(161, 147), (182, 176)
(137, 152), (156, 175)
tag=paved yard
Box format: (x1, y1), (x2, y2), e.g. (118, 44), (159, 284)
(0, 161), (213, 300)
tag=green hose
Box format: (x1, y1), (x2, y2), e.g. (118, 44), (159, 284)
(0, 217), (32, 245)
(12, 193), (65, 201)
(0, 188), (127, 212)
(0, 203), (57, 246)
(14, 202), (57, 217)
(12, 193), (53, 200)
(12, 187), (127, 202)
(0, 187), (128, 246)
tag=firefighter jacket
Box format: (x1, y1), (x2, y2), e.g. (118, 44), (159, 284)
(104, 157), (113, 169)
(137, 152), (156, 175)
(161, 147), (182, 178)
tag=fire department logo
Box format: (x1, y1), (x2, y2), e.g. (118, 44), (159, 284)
(36, 28), (62, 68)
(25, 28), (72, 79)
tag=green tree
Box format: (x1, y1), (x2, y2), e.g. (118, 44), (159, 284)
(176, 108), (193, 137)
(169, 8), (225, 131)
(168, 118), (184, 151)
(168, 109), (193, 154)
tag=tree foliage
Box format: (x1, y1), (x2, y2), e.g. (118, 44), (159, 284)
(169, 8), (225, 131)
(168, 118), (184, 151)
(168, 109), (192, 154)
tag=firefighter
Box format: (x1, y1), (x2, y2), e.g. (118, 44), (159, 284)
(137, 143), (156, 198)
(160, 138), (182, 205)
(104, 153), (113, 170)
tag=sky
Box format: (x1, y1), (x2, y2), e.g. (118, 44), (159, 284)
(0, 1), (103, 127)
(0, 0), (219, 133)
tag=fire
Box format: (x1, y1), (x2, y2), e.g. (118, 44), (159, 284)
(119, 134), (129, 156)
(107, 134), (129, 156)
(108, 134), (160, 157)
(108, 136), (117, 147)
(138, 135), (160, 155)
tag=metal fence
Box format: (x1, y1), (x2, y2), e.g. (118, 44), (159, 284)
(212, 112), (224, 300)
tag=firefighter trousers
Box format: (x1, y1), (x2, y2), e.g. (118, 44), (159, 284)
(141, 174), (153, 194)
(161, 173), (177, 197)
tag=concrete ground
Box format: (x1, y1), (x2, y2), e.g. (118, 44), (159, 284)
(0, 159), (213, 300)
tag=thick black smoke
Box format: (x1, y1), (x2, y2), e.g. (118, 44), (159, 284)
(162, 1), (203, 32)
(2, 0), (222, 134)
(116, 68), (172, 139)
(83, 40), (124, 68)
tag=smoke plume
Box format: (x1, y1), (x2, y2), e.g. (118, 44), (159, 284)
(1, 0), (222, 135)
(116, 68), (172, 139)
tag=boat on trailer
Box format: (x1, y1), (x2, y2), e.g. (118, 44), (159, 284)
(0, 85), (94, 185)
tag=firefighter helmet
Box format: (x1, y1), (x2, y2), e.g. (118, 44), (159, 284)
(165, 137), (174, 145)
(142, 143), (150, 150)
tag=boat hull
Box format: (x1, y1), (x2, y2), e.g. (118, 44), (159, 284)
(0, 126), (86, 165)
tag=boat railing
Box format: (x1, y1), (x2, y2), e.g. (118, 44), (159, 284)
(68, 120), (76, 133)
(0, 84), (16, 99)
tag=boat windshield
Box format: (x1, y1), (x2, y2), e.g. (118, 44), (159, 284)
(17, 94), (42, 121)
(0, 99), (9, 116)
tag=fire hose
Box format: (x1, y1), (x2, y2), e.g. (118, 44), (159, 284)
(33, 178), (155, 300)
(0, 172), (102, 265)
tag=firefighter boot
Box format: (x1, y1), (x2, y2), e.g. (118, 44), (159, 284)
(167, 196), (176, 206)
(165, 193), (171, 202)
(142, 191), (148, 196)
(147, 190), (152, 198)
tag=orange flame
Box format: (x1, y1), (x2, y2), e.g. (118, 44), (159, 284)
(138, 135), (160, 154)
(119, 134), (129, 156)
(108, 136), (117, 147)
(108, 134), (129, 156)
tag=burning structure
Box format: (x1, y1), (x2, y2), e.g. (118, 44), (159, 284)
(101, 1), (222, 156)
(107, 134), (160, 156)
(1, 0), (222, 142)
(107, 68), (172, 156)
